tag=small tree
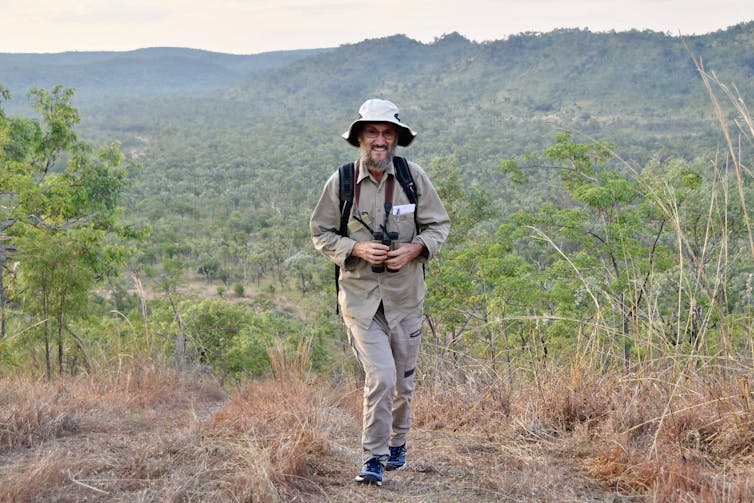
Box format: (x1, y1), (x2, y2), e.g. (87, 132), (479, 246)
(502, 132), (673, 365)
(1, 86), (131, 377)
(284, 251), (315, 295)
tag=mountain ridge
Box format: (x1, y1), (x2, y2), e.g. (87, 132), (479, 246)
(0, 46), (329, 106)
(2, 21), (752, 166)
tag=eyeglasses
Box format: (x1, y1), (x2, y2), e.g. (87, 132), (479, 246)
(362, 127), (397, 140)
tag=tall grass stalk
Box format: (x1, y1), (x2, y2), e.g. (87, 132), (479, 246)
(267, 334), (313, 382)
(688, 44), (754, 261)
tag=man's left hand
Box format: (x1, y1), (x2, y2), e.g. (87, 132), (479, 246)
(385, 243), (426, 270)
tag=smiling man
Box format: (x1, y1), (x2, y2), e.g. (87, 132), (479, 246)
(310, 99), (450, 486)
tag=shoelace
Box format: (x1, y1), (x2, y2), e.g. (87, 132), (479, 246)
(364, 458), (384, 473)
(389, 446), (406, 459)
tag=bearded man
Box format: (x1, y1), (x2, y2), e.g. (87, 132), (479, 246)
(310, 99), (450, 486)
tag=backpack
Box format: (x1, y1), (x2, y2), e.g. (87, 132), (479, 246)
(334, 156), (419, 311)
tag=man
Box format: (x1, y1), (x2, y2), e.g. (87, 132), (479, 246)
(310, 99), (450, 486)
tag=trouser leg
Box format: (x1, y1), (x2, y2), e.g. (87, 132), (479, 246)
(390, 312), (422, 447)
(349, 308), (394, 459)
(349, 307), (423, 457)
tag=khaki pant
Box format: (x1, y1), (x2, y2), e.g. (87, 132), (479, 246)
(349, 304), (423, 459)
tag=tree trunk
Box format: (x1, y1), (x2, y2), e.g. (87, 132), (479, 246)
(56, 287), (68, 376)
(424, 314), (439, 355)
(0, 257), (5, 339)
(44, 331), (52, 380)
(57, 311), (65, 376)
(0, 220), (16, 339)
(621, 293), (631, 368)
(43, 293), (52, 380)
(168, 291), (188, 369)
(503, 322), (513, 388)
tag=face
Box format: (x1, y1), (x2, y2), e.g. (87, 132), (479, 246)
(358, 122), (398, 171)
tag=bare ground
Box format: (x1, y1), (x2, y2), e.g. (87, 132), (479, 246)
(0, 379), (635, 503)
(310, 425), (632, 503)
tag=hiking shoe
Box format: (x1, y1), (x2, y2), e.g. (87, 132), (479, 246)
(354, 457), (384, 486)
(386, 444), (407, 471)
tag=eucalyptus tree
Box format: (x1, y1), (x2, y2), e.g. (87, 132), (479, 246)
(0, 86), (131, 377)
(502, 132), (674, 365)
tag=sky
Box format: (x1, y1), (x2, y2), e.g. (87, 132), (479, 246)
(1, 0), (752, 55)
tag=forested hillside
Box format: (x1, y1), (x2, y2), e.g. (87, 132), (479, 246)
(3, 21), (754, 500)
(0, 46), (325, 108)
(116, 22), (754, 299)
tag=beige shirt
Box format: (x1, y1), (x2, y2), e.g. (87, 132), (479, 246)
(310, 158), (450, 332)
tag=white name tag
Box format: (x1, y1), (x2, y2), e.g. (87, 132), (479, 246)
(392, 204), (415, 216)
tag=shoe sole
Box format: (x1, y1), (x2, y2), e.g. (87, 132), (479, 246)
(354, 474), (382, 486)
(385, 461), (407, 471)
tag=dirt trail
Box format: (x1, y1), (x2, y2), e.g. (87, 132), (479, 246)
(0, 391), (632, 502)
(311, 423), (629, 502)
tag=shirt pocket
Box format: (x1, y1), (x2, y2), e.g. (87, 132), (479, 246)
(347, 215), (375, 242)
(393, 213), (415, 242)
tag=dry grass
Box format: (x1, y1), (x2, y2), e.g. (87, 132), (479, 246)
(0, 362), (224, 452)
(587, 366), (754, 501)
(0, 363), (226, 502)
(0, 362), (360, 502)
(2, 354), (754, 501)
(209, 378), (340, 499)
(411, 354), (754, 501)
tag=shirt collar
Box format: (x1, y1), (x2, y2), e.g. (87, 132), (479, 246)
(356, 159), (395, 184)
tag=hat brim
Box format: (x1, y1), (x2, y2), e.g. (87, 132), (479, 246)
(341, 119), (416, 147)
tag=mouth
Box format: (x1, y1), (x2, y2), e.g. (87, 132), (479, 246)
(360, 142), (393, 168)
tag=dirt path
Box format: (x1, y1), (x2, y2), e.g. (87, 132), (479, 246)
(0, 387), (633, 502)
(309, 425), (630, 502)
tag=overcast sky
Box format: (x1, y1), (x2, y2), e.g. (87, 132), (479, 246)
(1, 0), (751, 54)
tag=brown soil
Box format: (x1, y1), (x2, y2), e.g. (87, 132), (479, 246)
(0, 381), (633, 503)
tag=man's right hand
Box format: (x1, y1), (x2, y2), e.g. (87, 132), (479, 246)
(352, 241), (390, 266)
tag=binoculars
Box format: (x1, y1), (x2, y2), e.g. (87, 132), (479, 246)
(372, 231), (399, 273)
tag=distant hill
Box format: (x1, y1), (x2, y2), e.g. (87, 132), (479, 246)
(3, 22), (752, 177)
(0, 46), (328, 108)
(226, 22), (754, 160)
(4, 22), (750, 192)
(3, 22), (751, 120)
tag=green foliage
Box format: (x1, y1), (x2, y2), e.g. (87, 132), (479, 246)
(0, 86), (134, 377)
(143, 296), (331, 380)
(284, 251), (317, 295)
(430, 155), (495, 246)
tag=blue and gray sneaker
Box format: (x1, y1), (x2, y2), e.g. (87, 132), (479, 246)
(386, 444), (407, 471)
(354, 457), (384, 486)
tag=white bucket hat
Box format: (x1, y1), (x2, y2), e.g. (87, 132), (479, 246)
(342, 99), (417, 147)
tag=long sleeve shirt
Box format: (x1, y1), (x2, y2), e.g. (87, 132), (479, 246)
(310, 158), (450, 332)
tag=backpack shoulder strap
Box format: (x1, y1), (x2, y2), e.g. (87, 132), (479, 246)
(393, 156), (422, 235)
(393, 156), (425, 277)
(392, 156), (417, 205)
(338, 162), (355, 236)
(335, 162), (355, 314)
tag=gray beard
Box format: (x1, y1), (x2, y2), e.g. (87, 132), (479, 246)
(360, 144), (395, 172)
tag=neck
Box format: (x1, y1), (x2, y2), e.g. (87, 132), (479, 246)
(369, 168), (385, 183)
